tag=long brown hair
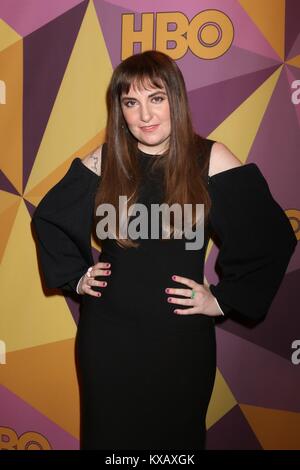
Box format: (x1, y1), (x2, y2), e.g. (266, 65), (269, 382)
(94, 50), (211, 249)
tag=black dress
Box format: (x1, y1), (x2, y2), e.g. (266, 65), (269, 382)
(32, 139), (297, 450)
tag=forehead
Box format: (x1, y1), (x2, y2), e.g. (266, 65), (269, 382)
(121, 78), (166, 97)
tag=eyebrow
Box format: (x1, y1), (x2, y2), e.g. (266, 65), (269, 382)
(121, 91), (167, 101)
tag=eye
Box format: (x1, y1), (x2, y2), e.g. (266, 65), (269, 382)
(152, 95), (165, 103)
(123, 100), (136, 108)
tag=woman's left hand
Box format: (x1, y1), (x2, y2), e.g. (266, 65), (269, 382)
(165, 274), (224, 317)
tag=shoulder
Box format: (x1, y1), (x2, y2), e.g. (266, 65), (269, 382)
(208, 141), (242, 177)
(81, 144), (104, 176)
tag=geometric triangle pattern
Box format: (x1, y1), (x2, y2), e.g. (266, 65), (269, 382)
(0, 0), (299, 449)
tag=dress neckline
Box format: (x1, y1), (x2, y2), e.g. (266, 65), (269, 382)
(137, 148), (167, 159)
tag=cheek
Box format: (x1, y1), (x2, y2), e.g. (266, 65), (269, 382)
(123, 111), (139, 128)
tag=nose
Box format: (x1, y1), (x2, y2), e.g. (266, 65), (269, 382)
(140, 102), (152, 123)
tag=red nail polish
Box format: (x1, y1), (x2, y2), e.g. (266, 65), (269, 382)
(165, 288), (169, 293)
(172, 275), (176, 280)
(168, 298), (172, 302)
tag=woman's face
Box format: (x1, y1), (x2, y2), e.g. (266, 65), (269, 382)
(120, 81), (171, 155)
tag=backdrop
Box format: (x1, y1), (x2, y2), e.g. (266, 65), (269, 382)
(0, 0), (299, 450)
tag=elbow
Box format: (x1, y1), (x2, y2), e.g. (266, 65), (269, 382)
(286, 225), (297, 257)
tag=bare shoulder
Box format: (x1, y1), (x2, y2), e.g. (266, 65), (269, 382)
(208, 142), (242, 177)
(81, 144), (103, 176)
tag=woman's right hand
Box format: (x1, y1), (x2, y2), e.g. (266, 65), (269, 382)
(77, 262), (111, 296)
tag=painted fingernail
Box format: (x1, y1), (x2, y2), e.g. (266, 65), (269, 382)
(172, 275), (176, 280)
(105, 263), (110, 267)
(102, 282), (107, 286)
(165, 288), (170, 293)
(106, 270), (111, 274)
(97, 293), (101, 297)
(174, 310), (178, 314)
(168, 298), (172, 302)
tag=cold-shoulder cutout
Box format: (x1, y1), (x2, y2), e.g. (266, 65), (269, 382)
(80, 144), (104, 177)
(208, 141), (242, 178)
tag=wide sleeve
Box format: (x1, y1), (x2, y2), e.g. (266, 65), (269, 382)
(207, 163), (297, 321)
(31, 158), (100, 293)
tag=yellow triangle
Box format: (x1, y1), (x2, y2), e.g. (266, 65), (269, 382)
(0, 194), (20, 264)
(240, 404), (300, 450)
(0, 190), (20, 212)
(286, 55), (300, 68)
(25, 0), (112, 193)
(0, 200), (76, 353)
(0, 39), (23, 193)
(24, 129), (105, 205)
(238, 0), (285, 60)
(206, 368), (237, 429)
(2, 339), (80, 438)
(209, 66), (282, 162)
(0, 19), (22, 52)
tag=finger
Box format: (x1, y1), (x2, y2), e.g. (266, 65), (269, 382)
(92, 268), (111, 277)
(86, 279), (107, 288)
(165, 288), (193, 298)
(84, 285), (102, 297)
(171, 275), (198, 289)
(167, 297), (194, 307)
(95, 261), (111, 269)
(173, 307), (199, 315)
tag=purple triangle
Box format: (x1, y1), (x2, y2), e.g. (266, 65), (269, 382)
(23, 0), (89, 191)
(206, 404), (262, 449)
(0, 170), (20, 195)
(24, 199), (37, 218)
(0, 0), (86, 37)
(92, 245), (101, 264)
(216, 327), (300, 412)
(179, 46), (280, 92)
(285, 0), (300, 60)
(217, 269), (300, 361)
(0, 384), (79, 449)
(286, 65), (300, 131)
(64, 294), (80, 325)
(94, 0), (134, 68)
(286, 34), (300, 62)
(188, 64), (279, 136)
(246, 67), (300, 241)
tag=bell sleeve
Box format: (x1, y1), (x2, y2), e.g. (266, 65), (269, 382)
(207, 163), (297, 321)
(31, 158), (100, 294)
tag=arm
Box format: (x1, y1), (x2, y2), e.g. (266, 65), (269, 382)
(32, 157), (100, 294)
(207, 143), (297, 320)
(208, 142), (243, 315)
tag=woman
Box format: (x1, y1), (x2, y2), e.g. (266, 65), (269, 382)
(32, 50), (297, 450)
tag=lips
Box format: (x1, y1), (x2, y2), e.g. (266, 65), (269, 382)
(140, 124), (159, 132)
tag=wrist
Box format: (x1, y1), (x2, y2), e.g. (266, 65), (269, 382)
(76, 274), (85, 294)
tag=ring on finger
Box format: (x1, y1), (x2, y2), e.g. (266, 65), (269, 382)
(191, 289), (196, 299)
